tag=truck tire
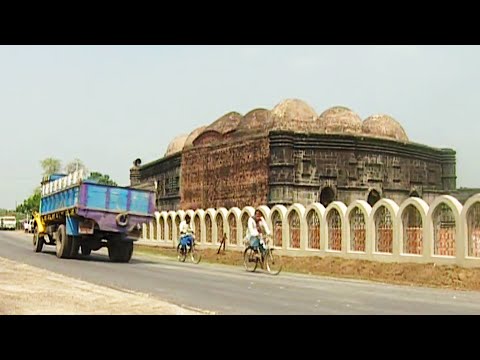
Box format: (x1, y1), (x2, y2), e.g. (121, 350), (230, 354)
(33, 228), (44, 253)
(56, 225), (72, 259)
(108, 241), (133, 263)
(81, 245), (92, 256)
(69, 236), (80, 259)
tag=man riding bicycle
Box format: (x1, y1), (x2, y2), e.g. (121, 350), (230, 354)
(246, 210), (271, 257)
(179, 214), (195, 249)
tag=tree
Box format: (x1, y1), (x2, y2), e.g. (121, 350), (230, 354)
(0, 209), (15, 216)
(87, 172), (118, 186)
(16, 156), (59, 216)
(40, 158), (62, 176)
(16, 187), (41, 215)
(65, 158), (88, 174)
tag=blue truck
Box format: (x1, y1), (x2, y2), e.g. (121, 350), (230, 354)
(32, 171), (155, 263)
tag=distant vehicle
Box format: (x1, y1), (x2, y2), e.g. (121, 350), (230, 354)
(32, 170), (155, 263)
(0, 216), (17, 230)
(24, 219), (34, 233)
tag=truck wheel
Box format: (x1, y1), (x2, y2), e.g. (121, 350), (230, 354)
(69, 236), (80, 259)
(81, 245), (91, 256)
(108, 241), (133, 263)
(123, 242), (134, 262)
(33, 228), (44, 253)
(55, 225), (72, 259)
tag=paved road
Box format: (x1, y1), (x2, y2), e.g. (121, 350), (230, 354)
(1, 230), (480, 314)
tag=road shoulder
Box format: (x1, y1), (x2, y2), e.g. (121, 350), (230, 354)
(0, 256), (203, 315)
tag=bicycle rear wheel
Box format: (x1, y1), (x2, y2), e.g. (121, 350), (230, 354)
(266, 249), (282, 275)
(243, 247), (258, 272)
(190, 246), (201, 264)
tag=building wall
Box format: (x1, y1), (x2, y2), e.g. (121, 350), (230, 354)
(448, 188), (480, 204)
(181, 135), (270, 210)
(130, 153), (182, 211)
(130, 132), (457, 212)
(268, 132), (456, 207)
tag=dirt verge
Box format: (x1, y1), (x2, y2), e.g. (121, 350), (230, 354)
(134, 244), (480, 291)
(0, 256), (201, 315)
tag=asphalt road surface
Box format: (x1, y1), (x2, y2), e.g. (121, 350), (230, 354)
(2, 230), (480, 315)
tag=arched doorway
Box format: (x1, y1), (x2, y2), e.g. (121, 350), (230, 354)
(320, 187), (335, 207)
(367, 189), (381, 207)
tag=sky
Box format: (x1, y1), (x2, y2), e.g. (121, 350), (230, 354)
(0, 45), (479, 209)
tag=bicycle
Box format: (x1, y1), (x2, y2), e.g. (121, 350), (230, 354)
(243, 234), (282, 275)
(177, 234), (202, 264)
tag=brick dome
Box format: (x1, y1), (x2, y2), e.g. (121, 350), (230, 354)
(362, 114), (409, 142)
(184, 126), (208, 148)
(165, 134), (189, 156)
(271, 99), (317, 123)
(236, 108), (273, 134)
(318, 106), (362, 135)
(270, 99), (318, 133)
(205, 111), (242, 134)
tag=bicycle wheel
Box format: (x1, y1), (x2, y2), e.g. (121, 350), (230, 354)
(190, 246), (202, 264)
(266, 249), (282, 275)
(177, 244), (186, 262)
(243, 247), (258, 272)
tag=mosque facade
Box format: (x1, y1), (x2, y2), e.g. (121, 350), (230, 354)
(130, 99), (460, 211)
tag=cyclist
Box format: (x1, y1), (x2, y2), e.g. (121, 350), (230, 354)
(246, 210), (271, 257)
(179, 214), (195, 250)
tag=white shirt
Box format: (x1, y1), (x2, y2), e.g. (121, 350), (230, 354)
(246, 216), (271, 238)
(179, 220), (193, 235)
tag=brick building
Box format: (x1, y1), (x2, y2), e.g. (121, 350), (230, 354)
(130, 99), (460, 211)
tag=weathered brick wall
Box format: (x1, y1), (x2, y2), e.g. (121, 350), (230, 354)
(130, 154), (182, 211)
(181, 136), (270, 210)
(156, 161), (182, 211)
(131, 130), (456, 211)
(440, 150), (457, 190)
(269, 132), (455, 207)
(130, 167), (141, 186)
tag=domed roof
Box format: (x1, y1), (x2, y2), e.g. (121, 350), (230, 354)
(164, 134), (188, 157)
(270, 99), (318, 133)
(271, 99), (317, 123)
(318, 106), (362, 134)
(184, 126), (208, 148)
(205, 111), (242, 134)
(236, 108), (273, 134)
(362, 114), (409, 142)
